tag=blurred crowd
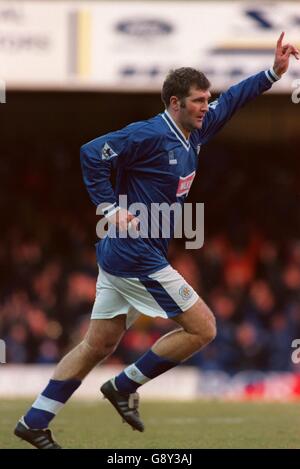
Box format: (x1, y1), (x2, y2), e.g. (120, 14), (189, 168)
(1, 132), (300, 373)
(1, 221), (300, 373)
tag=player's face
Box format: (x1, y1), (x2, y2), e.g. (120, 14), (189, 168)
(178, 86), (211, 132)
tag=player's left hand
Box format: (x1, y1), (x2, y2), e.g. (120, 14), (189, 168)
(273, 32), (299, 77)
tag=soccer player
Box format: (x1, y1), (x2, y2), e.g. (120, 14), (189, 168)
(14, 33), (298, 448)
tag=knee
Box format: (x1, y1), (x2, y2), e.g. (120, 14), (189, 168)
(201, 309), (217, 345)
(203, 319), (217, 345)
(191, 318), (217, 349)
(82, 336), (118, 359)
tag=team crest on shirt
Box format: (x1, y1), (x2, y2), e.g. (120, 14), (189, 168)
(102, 142), (118, 160)
(179, 284), (193, 300)
(176, 171), (196, 197)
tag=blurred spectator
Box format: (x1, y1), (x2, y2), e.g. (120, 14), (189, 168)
(245, 280), (276, 329)
(234, 322), (269, 371)
(268, 314), (294, 371)
(5, 323), (30, 363)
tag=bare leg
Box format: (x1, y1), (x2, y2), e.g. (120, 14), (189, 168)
(101, 299), (216, 433)
(152, 298), (216, 362)
(53, 315), (126, 381)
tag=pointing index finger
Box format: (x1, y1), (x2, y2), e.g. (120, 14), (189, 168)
(277, 31), (284, 48)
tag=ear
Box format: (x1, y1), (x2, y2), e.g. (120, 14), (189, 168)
(169, 95), (180, 112)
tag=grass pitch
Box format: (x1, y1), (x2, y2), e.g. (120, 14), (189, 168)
(1, 399), (299, 449)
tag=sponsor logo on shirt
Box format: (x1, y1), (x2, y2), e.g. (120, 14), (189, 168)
(176, 171), (196, 197)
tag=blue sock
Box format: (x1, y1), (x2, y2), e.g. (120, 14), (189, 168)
(114, 349), (178, 393)
(23, 379), (81, 429)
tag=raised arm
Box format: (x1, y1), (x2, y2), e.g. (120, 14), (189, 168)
(198, 32), (299, 143)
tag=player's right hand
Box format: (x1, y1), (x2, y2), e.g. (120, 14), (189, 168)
(107, 208), (139, 232)
(273, 32), (299, 77)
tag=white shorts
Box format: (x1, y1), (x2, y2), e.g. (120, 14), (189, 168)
(91, 265), (199, 328)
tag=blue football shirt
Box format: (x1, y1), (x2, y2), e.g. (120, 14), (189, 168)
(80, 69), (279, 277)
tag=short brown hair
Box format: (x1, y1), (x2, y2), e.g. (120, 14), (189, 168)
(161, 67), (211, 108)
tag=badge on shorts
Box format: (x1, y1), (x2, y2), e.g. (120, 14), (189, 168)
(179, 284), (193, 300)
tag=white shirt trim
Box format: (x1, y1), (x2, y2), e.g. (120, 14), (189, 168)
(161, 112), (190, 151)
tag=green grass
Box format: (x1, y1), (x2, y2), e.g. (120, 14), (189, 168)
(1, 399), (300, 449)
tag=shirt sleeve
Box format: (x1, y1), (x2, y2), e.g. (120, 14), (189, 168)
(196, 68), (280, 144)
(80, 128), (132, 215)
(80, 123), (162, 215)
